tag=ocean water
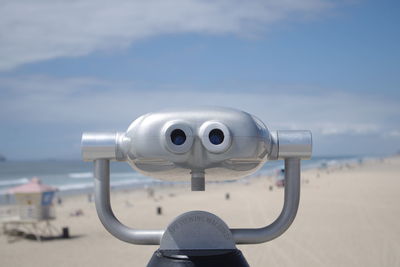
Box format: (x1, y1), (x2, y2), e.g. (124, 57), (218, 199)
(0, 156), (363, 199)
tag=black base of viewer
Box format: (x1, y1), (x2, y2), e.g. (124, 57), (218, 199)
(147, 249), (249, 267)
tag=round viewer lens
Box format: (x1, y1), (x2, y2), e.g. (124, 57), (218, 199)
(209, 129), (224, 145)
(171, 129), (186, 146)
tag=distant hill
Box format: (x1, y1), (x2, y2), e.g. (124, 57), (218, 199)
(0, 154), (6, 162)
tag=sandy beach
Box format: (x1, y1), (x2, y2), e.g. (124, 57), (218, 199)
(1, 157), (399, 266)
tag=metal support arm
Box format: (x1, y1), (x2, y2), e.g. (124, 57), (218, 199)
(231, 158), (301, 244)
(93, 158), (300, 245)
(94, 159), (164, 245)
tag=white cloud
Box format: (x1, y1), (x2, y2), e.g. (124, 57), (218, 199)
(319, 123), (379, 136)
(0, 0), (333, 71)
(383, 130), (400, 138)
(1, 75), (398, 132)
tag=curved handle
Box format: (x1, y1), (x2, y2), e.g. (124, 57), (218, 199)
(94, 159), (164, 245)
(93, 158), (300, 245)
(231, 158), (300, 244)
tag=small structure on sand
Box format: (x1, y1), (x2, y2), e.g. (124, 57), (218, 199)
(0, 178), (59, 242)
(275, 168), (285, 188)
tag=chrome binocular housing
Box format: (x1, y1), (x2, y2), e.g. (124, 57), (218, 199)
(82, 107), (311, 190)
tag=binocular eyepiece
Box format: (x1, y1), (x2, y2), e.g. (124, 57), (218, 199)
(171, 128), (226, 146)
(162, 119), (232, 156)
(170, 129), (186, 146)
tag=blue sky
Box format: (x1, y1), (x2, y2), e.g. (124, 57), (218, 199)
(0, 0), (399, 160)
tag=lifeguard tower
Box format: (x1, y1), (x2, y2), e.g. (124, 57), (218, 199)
(1, 178), (59, 242)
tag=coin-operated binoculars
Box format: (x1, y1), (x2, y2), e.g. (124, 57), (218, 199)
(82, 107), (312, 266)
